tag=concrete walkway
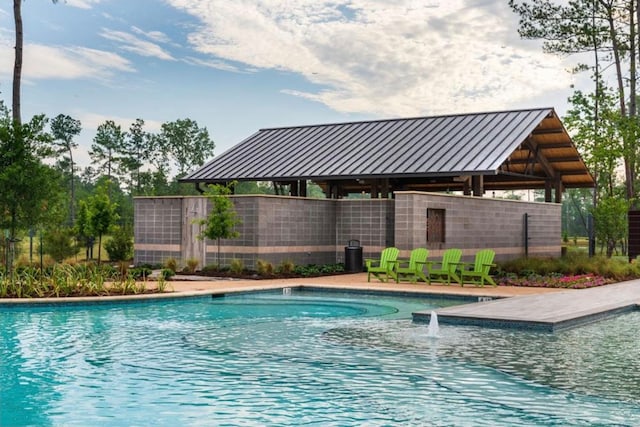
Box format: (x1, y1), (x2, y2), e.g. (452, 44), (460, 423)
(414, 279), (640, 331)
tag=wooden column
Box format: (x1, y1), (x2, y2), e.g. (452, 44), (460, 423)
(472, 175), (483, 196)
(299, 180), (307, 197)
(463, 179), (471, 196)
(555, 178), (563, 203)
(381, 178), (390, 199)
(371, 180), (379, 199)
(545, 181), (552, 203)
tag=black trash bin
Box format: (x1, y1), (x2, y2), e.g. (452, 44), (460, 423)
(344, 240), (363, 272)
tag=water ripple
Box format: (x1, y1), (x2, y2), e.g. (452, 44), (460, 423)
(1, 292), (639, 426)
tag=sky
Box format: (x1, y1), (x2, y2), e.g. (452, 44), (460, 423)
(0, 0), (587, 171)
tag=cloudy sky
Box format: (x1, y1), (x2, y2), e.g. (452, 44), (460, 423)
(0, 0), (584, 169)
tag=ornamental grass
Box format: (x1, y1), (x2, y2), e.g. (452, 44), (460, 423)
(496, 252), (640, 289)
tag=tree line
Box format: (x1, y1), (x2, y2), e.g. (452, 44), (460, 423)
(0, 99), (214, 264)
(510, 0), (640, 256)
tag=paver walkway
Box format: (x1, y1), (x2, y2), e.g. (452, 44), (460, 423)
(414, 279), (640, 331)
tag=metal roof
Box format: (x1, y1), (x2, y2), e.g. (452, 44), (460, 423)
(182, 107), (594, 191)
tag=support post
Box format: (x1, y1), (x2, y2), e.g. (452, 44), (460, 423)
(523, 213), (529, 258)
(299, 180), (307, 197)
(472, 175), (483, 196)
(588, 214), (595, 257)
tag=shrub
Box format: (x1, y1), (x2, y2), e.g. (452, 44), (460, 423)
(15, 254), (34, 269)
(256, 259), (274, 276)
(201, 263), (218, 273)
(230, 258), (244, 274)
(105, 227), (134, 262)
(497, 253), (640, 283)
(160, 268), (175, 280)
(164, 257), (179, 272)
(129, 266), (152, 280)
(42, 227), (78, 262)
(184, 258), (199, 274)
(277, 259), (295, 274)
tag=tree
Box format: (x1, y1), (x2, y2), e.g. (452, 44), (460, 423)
(12, 0), (59, 125)
(90, 120), (126, 186)
(50, 114), (81, 224)
(75, 199), (93, 261)
(593, 194), (629, 256)
(0, 107), (64, 238)
(121, 118), (151, 195)
(197, 183), (241, 269)
(85, 181), (119, 263)
(155, 119), (215, 177)
(509, 0), (640, 202)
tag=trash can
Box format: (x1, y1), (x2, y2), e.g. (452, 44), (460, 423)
(344, 239), (363, 272)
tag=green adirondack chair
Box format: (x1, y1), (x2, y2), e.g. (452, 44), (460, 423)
(425, 248), (462, 285)
(366, 247), (400, 282)
(454, 249), (497, 287)
(395, 248), (429, 283)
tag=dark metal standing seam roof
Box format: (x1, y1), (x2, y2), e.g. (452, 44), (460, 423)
(181, 107), (594, 189)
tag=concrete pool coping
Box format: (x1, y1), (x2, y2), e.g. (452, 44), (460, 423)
(0, 273), (566, 305)
(1, 273), (638, 332)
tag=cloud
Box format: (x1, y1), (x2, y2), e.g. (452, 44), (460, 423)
(0, 39), (134, 81)
(100, 28), (175, 61)
(183, 56), (252, 73)
(77, 112), (163, 132)
(64, 0), (103, 9)
(166, 0), (575, 117)
(131, 26), (172, 44)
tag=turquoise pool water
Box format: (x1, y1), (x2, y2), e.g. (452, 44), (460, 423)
(1, 290), (639, 426)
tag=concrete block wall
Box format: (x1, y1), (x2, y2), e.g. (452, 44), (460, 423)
(336, 199), (395, 261)
(134, 192), (561, 268)
(134, 198), (183, 265)
(394, 191), (561, 261)
(211, 196), (338, 267)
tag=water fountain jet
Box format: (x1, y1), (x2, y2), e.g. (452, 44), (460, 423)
(426, 311), (440, 338)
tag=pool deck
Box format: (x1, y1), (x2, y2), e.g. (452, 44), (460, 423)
(2, 273), (639, 332)
(413, 279), (640, 331)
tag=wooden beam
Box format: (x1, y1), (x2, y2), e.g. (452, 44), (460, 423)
(531, 128), (564, 135)
(524, 137), (556, 179)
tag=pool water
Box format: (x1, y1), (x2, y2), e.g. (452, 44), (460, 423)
(1, 291), (639, 426)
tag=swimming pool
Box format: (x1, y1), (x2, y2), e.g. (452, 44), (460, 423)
(1, 290), (639, 426)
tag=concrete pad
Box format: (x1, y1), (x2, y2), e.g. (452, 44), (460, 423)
(414, 279), (640, 332)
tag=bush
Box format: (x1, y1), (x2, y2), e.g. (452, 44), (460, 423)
(277, 259), (295, 274)
(164, 257), (179, 272)
(42, 227), (78, 262)
(184, 258), (199, 274)
(497, 253), (640, 282)
(129, 266), (152, 280)
(105, 227), (133, 262)
(201, 264), (218, 273)
(256, 259), (274, 276)
(160, 268), (175, 280)
(230, 258), (244, 274)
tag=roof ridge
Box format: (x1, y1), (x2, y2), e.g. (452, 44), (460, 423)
(258, 107), (554, 131)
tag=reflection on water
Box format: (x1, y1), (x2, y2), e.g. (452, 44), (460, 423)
(1, 292), (639, 426)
